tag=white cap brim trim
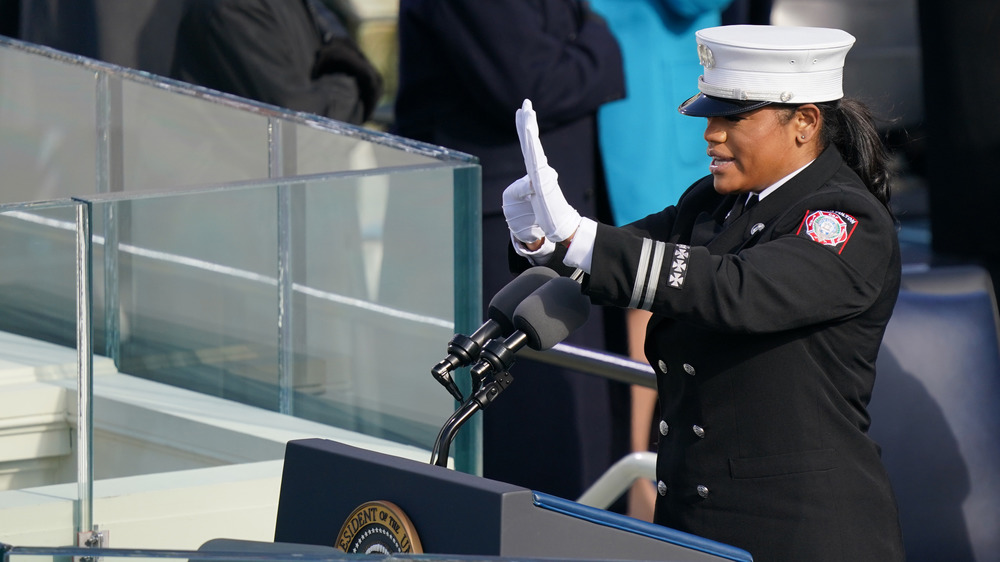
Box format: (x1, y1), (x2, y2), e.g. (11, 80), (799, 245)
(697, 67), (845, 103)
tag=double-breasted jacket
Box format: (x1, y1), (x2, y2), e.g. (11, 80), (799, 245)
(583, 146), (906, 561)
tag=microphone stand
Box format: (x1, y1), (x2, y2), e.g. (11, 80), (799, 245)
(429, 369), (514, 467)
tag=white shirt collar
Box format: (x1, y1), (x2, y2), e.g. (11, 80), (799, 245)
(755, 159), (815, 202)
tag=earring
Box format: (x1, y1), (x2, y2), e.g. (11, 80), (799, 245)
(800, 135), (806, 140)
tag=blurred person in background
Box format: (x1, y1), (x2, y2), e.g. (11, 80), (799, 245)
(171, 0), (383, 125)
(720, 0), (771, 25)
(394, 0), (632, 505)
(586, 0), (734, 521)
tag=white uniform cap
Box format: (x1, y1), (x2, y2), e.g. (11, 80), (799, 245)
(679, 25), (856, 117)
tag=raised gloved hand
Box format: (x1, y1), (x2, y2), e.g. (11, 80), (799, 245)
(515, 99), (581, 243)
(502, 175), (544, 244)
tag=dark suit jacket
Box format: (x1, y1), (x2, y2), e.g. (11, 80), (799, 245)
(394, 0), (625, 218)
(394, 0), (628, 502)
(171, 0), (369, 124)
(583, 146), (906, 561)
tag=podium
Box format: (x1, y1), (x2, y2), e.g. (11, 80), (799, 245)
(271, 438), (752, 561)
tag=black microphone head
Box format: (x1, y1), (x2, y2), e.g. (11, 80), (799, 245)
(512, 277), (591, 351)
(487, 266), (559, 335)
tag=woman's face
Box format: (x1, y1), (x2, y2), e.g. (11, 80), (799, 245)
(704, 106), (807, 195)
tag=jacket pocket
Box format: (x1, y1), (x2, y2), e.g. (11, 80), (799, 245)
(729, 448), (839, 479)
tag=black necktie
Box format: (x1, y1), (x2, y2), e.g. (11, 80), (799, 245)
(724, 192), (758, 226)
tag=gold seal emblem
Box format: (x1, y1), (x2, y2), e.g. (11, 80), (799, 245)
(336, 501), (422, 555)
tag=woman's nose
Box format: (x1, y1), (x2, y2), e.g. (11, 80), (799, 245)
(704, 119), (726, 143)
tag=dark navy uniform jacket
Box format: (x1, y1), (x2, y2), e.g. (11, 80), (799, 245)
(583, 146), (906, 561)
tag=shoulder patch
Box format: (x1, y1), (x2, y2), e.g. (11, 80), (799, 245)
(795, 210), (858, 254)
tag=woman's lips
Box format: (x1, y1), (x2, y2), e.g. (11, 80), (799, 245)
(709, 155), (734, 173)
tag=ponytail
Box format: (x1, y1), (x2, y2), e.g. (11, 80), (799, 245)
(817, 99), (894, 216)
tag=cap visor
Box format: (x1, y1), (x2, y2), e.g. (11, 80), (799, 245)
(678, 93), (771, 117)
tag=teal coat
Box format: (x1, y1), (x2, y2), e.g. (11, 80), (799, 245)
(589, 0), (731, 225)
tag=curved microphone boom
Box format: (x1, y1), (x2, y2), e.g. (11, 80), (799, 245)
(469, 276), (591, 382)
(430, 276), (591, 467)
(431, 267), (559, 400)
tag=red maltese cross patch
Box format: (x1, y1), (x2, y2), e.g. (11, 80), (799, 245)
(795, 210), (858, 254)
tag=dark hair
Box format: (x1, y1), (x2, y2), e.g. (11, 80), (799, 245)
(777, 99), (894, 217)
(817, 99), (893, 215)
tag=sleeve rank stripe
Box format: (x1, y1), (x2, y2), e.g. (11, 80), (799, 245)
(640, 241), (667, 311)
(628, 238), (654, 309)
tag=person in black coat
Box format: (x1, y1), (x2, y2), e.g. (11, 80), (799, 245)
(394, 0), (630, 503)
(171, 0), (382, 125)
(503, 25), (906, 560)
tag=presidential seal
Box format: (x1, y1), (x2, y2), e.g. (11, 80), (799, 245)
(336, 501), (422, 555)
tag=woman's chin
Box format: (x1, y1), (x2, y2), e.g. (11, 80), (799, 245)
(712, 176), (743, 195)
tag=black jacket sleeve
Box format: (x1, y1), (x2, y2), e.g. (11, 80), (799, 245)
(406, 0), (624, 131)
(171, 0), (373, 124)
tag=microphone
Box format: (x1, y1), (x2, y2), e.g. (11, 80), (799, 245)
(432, 267), (559, 400)
(469, 276), (591, 382)
(428, 276), (590, 468)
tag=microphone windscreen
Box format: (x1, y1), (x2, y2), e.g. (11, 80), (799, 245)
(487, 267), (559, 335)
(512, 277), (591, 351)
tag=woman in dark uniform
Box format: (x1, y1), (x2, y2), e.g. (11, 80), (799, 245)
(502, 25), (905, 561)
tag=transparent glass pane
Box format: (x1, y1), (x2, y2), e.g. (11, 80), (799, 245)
(0, 35), (482, 551)
(0, 45), (97, 205)
(294, 121), (444, 175)
(0, 201), (82, 479)
(106, 187), (278, 392)
(120, 80), (270, 190)
(288, 168), (458, 448)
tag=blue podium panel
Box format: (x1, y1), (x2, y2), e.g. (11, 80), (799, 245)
(274, 439), (752, 561)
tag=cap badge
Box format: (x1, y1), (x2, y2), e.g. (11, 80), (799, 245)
(697, 44), (715, 69)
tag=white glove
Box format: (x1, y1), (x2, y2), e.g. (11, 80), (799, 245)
(502, 175), (544, 244)
(515, 99), (581, 243)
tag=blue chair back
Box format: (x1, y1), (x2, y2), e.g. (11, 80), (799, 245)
(870, 265), (1000, 561)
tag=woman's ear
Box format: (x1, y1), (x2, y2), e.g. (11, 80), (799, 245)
(795, 104), (821, 144)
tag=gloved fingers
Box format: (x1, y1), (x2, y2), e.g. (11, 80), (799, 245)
(512, 100), (579, 243)
(532, 196), (580, 242)
(504, 206), (544, 243)
(503, 178), (543, 243)
(502, 175), (535, 202)
(510, 231), (556, 261)
(503, 203), (536, 225)
(516, 99), (549, 173)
